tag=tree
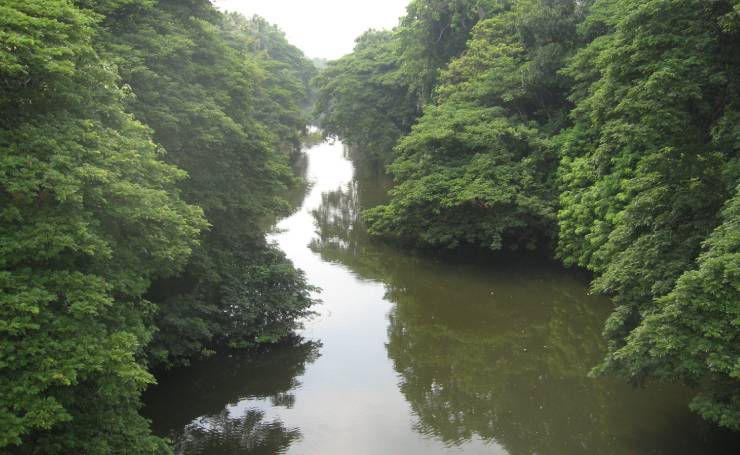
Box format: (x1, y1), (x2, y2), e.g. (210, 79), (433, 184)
(398, 0), (502, 101)
(365, 0), (586, 250)
(0, 0), (205, 451)
(315, 0), (740, 429)
(556, 0), (739, 429)
(1, 0), (318, 451)
(93, 0), (317, 367)
(314, 30), (418, 164)
(599, 186), (739, 429)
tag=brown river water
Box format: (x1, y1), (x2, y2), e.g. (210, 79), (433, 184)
(143, 140), (739, 454)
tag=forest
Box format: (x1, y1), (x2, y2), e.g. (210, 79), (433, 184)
(1, 0), (738, 453)
(1, 0), (316, 452)
(314, 0), (739, 432)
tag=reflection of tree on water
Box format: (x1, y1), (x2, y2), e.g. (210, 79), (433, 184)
(174, 409), (300, 455)
(308, 178), (735, 454)
(309, 174), (398, 283)
(283, 150), (311, 217)
(385, 281), (613, 454)
(309, 159), (392, 252)
(144, 336), (320, 455)
(311, 182), (361, 253)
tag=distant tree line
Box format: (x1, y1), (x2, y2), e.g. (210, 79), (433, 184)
(314, 0), (739, 430)
(1, 0), (318, 452)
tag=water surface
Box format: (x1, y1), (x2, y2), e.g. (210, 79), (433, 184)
(144, 140), (738, 454)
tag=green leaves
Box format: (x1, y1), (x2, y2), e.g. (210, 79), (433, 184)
(97, 2), (316, 369)
(317, 0), (740, 430)
(599, 186), (740, 427)
(1, 0), (315, 451)
(366, 101), (556, 250)
(556, 0), (740, 429)
(314, 30), (418, 164)
(399, 0), (502, 101)
(0, 0), (95, 79)
(364, 1), (579, 251)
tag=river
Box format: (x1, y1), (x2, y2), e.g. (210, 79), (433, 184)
(144, 139), (738, 454)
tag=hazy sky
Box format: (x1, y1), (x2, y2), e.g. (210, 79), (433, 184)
(213, 0), (409, 60)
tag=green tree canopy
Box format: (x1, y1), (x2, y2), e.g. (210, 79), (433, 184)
(0, 0), (205, 450)
(90, 0), (317, 367)
(365, 0), (586, 250)
(556, 0), (739, 428)
(314, 30), (418, 164)
(314, 0), (740, 429)
(1, 0), (317, 451)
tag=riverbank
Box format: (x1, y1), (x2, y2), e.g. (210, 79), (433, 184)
(144, 139), (739, 454)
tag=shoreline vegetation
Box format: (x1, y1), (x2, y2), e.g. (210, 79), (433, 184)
(1, 0), (738, 453)
(313, 0), (739, 432)
(1, 1), (317, 452)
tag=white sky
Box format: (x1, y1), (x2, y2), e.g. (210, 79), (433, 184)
(213, 0), (409, 60)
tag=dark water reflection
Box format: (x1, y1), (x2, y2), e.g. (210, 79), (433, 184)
(145, 141), (738, 454)
(145, 338), (320, 454)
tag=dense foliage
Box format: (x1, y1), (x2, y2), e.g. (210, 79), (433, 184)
(314, 0), (740, 429)
(314, 30), (418, 164)
(398, 0), (502, 101)
(560, 0), (740, 429)
(314, 0), (502, 163)
(91, 0), (318, 367)
(1, 0), (316, 452)
(366, 0), (584, 250)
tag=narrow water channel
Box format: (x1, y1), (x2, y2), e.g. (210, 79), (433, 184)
(144, 140), (738, 454)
